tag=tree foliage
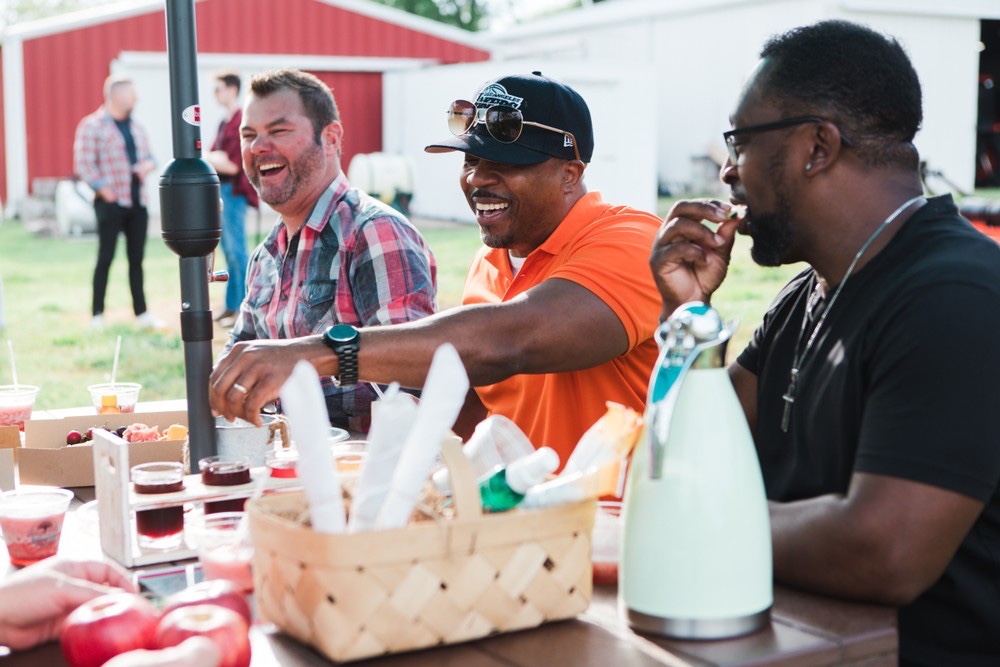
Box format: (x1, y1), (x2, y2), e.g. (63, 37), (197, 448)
(370, 0), (495, 32)
(1, 0), (111, 32)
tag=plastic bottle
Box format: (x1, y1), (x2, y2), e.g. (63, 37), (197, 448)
(432, 416), (535, 495)
(519, 459), (622, 509)
(479, 447), (559, 512)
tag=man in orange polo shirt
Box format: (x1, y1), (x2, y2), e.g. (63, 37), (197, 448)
(210, 72), (661, 465)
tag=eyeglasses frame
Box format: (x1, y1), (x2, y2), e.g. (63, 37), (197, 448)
(448, 100), (582, 162)
(723, 116), (855, 165)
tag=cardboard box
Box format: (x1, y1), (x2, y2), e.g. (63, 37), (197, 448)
(0, 428), (17, 490)
(0, 411), (188, 488)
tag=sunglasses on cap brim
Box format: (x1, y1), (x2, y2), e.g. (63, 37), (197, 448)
(446, 99), (581, 162)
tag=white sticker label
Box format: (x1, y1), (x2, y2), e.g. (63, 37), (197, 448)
(181, 105), (201, 126)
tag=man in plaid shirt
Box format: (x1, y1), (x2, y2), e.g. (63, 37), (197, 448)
(219, 69), (437, 433)
(73, 75), (161, 330)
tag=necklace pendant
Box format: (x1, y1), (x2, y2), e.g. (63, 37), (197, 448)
(780, 369), (798, 433)
(777, 196), (925, 436)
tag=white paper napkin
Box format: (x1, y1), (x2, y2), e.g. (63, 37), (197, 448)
(279, 361), (346, 534)
(348, 383), (417, 533)
(374, 343), (469, 529)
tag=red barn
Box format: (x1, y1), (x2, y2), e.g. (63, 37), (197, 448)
(0, 0), (490, 213)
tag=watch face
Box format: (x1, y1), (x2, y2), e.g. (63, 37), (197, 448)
(328, 324), (358, 344)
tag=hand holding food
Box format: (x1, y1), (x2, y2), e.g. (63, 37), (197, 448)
(650, 198), (741, 318)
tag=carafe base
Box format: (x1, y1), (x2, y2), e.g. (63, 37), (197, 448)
(624, 604), (771, 640)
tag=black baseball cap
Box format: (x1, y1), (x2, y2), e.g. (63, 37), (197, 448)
(425, 71), (595, 165)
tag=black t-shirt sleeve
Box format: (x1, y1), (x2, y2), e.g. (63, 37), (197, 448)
(736, 325), (761, 375)
(855, 281), (1000, 502)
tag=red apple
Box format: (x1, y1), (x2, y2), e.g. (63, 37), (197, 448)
(155, 604), (251, 667)
(162, 579), (252, 624)
(60, 592), (160, 667)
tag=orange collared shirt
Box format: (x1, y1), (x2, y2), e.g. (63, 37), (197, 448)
(463, 191), (662, 466)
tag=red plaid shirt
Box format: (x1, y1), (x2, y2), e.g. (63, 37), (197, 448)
(73, 106), (154, 207)
(221, 173), (437, 432)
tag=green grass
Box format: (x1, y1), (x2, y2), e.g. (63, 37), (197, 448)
(0, 218), (485, 410)
(418, 224), (483, 307)
(0, 224), (189, 409)
(3, 187), (998, 410)
(712, 240), (803, 357)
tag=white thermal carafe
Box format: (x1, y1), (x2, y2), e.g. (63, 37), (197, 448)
(620, 302), (772, 639)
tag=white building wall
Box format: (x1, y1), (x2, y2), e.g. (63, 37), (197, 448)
(489, 0), (993, 196)
(2, 36), (27, 216)
(384, 60), (658, 222)
(648, 0), (826, 194)
(854, 13), (983, 194)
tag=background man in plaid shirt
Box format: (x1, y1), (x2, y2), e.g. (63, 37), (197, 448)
(218, 69), (437, 434)
(73, 74), (162, 331)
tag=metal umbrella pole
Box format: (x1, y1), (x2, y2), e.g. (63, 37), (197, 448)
(159, 0), (220, 471)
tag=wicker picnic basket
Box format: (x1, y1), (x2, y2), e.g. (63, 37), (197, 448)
(247, 437), (597, 662)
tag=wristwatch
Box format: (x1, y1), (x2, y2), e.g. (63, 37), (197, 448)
(322, 324), (360, 386)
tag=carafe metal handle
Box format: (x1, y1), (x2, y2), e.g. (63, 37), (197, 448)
(646, 303), (734, 479)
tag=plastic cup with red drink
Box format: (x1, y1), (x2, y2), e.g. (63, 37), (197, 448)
(592, 501), (622, 586)
(0, 486), (74, 565)
(187, 512), (254, 594)
(0, 384), (39, 431)
(198, 456), (251, 514)
(131, 462), (185, 550)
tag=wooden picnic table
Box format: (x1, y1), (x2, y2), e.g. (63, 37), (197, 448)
(0, 400), (897, 665)
(0, 498), (897, 666)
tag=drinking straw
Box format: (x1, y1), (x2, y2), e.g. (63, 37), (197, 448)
(7, 340), (17, 389)
(110, 335), (122, 385)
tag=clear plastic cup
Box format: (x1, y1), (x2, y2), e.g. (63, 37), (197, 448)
(88, 382), (141, 415)
(131, 461), (185, 550)
(592, 500), (622, 586)
(332, 440), (367, 474)
(0, 385), (40, 431)
(187, 512), (254, 594)
(77, 499), (100, 537)
(0, 486), (74, 565)
(266, 447), (298, 479)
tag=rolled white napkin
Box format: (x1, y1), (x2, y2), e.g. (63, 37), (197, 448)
(348, 383), (417, 533)
(374, 343), (469, 529)
(278, 361), (346, 534)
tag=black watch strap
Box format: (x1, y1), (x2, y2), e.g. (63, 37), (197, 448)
(322, 324), (360, 386)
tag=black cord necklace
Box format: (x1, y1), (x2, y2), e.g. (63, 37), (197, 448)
(779, 195), (927, 433)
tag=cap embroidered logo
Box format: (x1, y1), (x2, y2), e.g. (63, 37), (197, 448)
(476, 84), (523, 109)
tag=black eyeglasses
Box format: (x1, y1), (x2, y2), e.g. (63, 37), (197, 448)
(447, 99), (582, 162)
(723, 116), (854, 164)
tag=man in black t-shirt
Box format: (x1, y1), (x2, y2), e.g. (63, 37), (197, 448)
(651, 20), (1000, 666)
